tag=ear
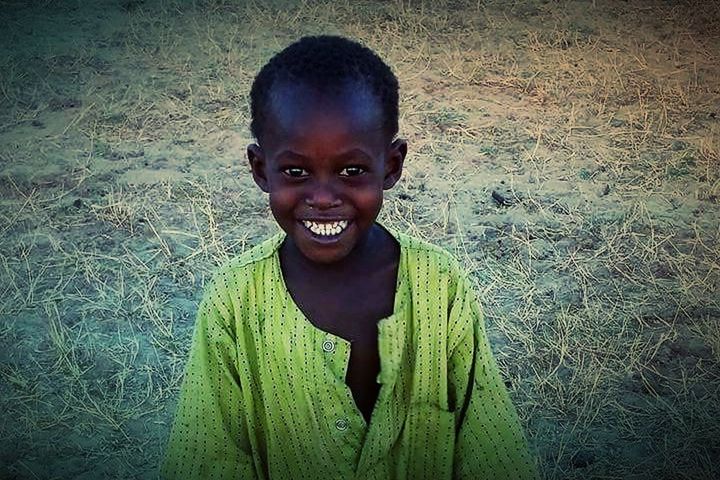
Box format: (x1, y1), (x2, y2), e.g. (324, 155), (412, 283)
(383, 138), (407, 190)
(247, 144), (270, 193)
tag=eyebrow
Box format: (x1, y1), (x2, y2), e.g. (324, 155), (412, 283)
(276, 149), (373, 162)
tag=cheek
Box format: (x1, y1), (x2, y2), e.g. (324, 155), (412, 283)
(268, 189), (298, 217)
(353, 185), (384, 211)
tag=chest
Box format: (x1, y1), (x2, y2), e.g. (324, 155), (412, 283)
(283, 263), (399, 422)
(295, 275), (396, 341)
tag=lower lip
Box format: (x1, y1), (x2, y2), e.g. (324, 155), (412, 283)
(299, 221), (350, 244)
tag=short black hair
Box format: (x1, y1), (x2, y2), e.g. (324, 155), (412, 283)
(249, 35), (399, 145)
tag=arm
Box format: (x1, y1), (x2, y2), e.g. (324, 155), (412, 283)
(448, 273), (540, 480)
(160, 274), (258, 479)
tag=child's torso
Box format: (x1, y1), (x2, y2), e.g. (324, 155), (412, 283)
(279, 231), (400, 423)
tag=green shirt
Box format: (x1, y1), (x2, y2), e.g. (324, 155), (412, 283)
(161, 222), (540, 480)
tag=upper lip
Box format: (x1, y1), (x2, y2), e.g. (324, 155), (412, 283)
(299, 218), (350, 222)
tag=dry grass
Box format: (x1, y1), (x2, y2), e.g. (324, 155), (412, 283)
(1, 0), (718, 478)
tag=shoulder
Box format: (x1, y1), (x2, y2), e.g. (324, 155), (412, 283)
(203, 231), (285, 296)
(388, 225), (480, 306)
(395, 229), (466, 280)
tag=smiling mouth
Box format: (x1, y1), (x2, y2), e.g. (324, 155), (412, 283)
(300, 219), (350, 238)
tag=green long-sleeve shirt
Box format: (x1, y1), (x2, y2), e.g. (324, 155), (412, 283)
(160, 222), (540, 479)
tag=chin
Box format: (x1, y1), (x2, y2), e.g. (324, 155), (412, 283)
(285, 218), (362, 265)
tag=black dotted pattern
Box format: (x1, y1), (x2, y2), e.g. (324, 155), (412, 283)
(160, 222), (540, 479)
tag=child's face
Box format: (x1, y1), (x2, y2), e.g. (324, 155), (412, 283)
(247, 81), (406, 265)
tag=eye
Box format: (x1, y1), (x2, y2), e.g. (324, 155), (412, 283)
(339, 166), (366, 177)
(282, 167), (308, 178)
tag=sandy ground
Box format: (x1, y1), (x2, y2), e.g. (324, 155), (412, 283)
(0, 0), (718, 478)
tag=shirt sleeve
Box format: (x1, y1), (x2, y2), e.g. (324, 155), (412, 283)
(160, 273), (258, 479)
(447, 271), (541, 480)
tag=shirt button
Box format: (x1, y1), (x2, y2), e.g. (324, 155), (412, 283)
(322, 340), (335, 353)
(335, 418), (348, 431)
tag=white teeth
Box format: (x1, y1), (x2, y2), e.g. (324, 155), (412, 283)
(302, 220), (349, 236)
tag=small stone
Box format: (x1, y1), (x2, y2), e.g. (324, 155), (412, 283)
(491, 190), (512, 206)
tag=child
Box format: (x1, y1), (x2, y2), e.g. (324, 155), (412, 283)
(161, 35), (540, 480)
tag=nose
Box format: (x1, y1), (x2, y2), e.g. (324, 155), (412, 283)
(305, 182), (342, 209)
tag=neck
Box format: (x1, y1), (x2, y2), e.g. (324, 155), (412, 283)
(283, 223), (381, 276)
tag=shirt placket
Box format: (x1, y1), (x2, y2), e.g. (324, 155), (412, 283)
(354, 311), (405, 477)
(320, 333), (368, 447)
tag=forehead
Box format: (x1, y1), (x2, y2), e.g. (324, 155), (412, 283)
(263, 80), (385, 152)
